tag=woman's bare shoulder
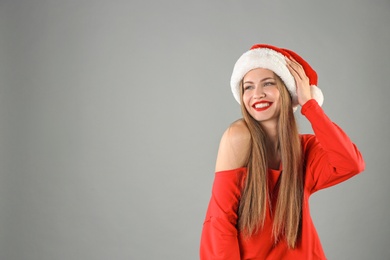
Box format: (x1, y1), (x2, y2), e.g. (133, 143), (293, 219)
(215, 119), (251, 172)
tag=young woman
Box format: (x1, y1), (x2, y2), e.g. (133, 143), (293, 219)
(200, 44), (365, 259)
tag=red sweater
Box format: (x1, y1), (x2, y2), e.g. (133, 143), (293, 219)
(200, 100), (365, 260)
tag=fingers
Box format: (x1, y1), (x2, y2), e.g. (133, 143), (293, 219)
(286, 58), (305, 79)
(286, 59), (299, 78)
(286, 58), (307, 81)
(286, 57), (312, 106)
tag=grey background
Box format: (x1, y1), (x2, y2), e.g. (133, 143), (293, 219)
(0, 0), (389, 259)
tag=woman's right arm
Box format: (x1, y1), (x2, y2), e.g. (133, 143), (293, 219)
(200, 120), (251, 260)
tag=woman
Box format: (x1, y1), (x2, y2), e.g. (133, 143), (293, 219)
(200, 44), (365, 259)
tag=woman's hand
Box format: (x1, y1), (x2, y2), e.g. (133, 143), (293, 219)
(286, 58), (312, 106)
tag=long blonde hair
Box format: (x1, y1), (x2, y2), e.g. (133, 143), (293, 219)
(238, 73), (303, 248)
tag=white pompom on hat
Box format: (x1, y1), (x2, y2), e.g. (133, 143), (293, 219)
(230, 44), (324, 109)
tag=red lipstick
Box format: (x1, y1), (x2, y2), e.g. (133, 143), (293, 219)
(252, 101), (272, 111)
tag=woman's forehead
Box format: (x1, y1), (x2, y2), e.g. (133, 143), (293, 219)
(243, 68), (276, 80)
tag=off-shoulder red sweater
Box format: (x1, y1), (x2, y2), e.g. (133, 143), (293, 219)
(200, 100), (365, 260)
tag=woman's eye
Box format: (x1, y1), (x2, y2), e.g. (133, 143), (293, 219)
(244, 85), (253, 91)
(264, 81), (275, 87)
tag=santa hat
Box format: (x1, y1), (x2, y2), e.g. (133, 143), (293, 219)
(230, 44), (324, 109)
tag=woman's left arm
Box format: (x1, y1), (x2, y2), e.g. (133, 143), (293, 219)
(301, 100), (365, 191)
(287, 58), (365, 191)
(303, 100), (365, 170)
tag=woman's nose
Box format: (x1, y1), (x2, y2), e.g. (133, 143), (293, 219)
(254, 86), (265, 99)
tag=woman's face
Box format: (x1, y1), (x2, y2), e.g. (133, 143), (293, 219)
(242, 68), (281, 125)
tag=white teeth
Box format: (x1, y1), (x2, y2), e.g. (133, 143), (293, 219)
(255, 103), (270, 108)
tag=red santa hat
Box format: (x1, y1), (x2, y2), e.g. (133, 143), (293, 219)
(230, 44), (324, 109)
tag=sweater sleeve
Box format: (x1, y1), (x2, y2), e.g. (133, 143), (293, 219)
(301, 99), (365, 193)
(200, 168), (246, 260)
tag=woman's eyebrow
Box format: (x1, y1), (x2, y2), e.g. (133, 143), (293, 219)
(243, 80), (254, 85)
(243, 77), (275, 84)
(261, 77), (275, 82)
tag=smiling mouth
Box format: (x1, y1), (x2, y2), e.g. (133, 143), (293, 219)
(254, 103), (270, 108)
(252, 102), (272, 111)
